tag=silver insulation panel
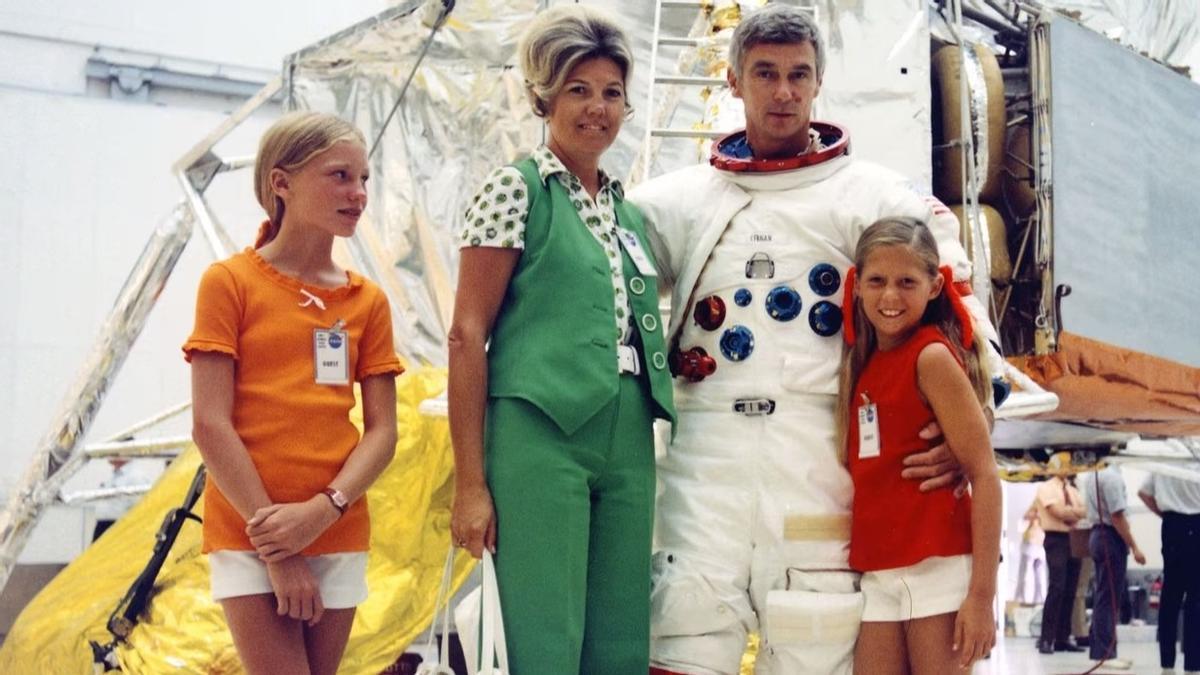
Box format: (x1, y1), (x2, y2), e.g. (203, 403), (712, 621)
(284, 0), (932, 365)
(1047, 16), (1200, 367)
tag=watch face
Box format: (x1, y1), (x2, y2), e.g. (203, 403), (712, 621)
(325, 488), (348, 509)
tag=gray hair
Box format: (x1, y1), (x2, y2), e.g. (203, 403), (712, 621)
(729, 4), (825, 79)
(518, 5), (634, 118)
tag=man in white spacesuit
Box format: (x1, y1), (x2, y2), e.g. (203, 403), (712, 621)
(628, 5), (994, 674)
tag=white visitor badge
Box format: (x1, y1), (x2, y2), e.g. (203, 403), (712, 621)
(618, 228), (658, 277)
(314, 320), (350, 385)
(857, 394), (880, 459)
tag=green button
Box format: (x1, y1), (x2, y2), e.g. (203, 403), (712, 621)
(629, 277), (646, 295)
(641, 314), (658, 332)
(652, 352), (667, 370)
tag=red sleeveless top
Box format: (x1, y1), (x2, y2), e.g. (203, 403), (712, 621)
(847, 325), (973, 572)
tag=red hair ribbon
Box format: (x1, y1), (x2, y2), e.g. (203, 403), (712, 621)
(842, 266), (858, 345)
(939, 266), (975, 349)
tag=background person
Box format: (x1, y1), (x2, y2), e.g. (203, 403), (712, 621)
(1070, 512), (1095, 649)
(185, 112), (402, 675)
(1139, 472), (1200, 675)
(447, 6), (675, 673)
(1035, 469), (1087, 653)
(1014, 499), (1046, 605)
(1081, 465), (1147, 671)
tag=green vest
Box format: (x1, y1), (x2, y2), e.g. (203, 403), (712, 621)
(487, 158), (676, 435)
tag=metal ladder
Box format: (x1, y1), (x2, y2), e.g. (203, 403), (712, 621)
(633, 0), (819, 184)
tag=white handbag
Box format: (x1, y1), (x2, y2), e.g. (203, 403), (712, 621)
(454, 550), (510, 675)
(414, 548), (457, 675)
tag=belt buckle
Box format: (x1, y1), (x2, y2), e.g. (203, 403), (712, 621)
(733, 398), (775, 415)
(618, 345), (641, 376)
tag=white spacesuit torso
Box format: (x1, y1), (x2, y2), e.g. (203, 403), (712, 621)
(628, 124), (984, 675)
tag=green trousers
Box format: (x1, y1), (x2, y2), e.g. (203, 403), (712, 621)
(485, 372), (656, 675)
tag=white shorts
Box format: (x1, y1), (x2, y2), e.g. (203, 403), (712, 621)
(209, 550), (369, 609)
(860, 554), (972, 622)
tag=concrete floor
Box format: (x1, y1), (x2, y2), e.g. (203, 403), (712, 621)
(981, 636), (1174, 675)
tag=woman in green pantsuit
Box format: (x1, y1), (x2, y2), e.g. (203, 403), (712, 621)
(447, 6), (676, 674)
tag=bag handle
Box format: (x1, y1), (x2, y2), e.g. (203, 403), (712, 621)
(416, 547), (456, 675)
(479, 550), (510, 673)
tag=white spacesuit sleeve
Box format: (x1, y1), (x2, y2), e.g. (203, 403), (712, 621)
(627, 178), (681, 291)
(639, 206), (676, 292)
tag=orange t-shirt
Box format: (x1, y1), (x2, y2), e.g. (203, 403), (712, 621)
(183, 248), (403, 555)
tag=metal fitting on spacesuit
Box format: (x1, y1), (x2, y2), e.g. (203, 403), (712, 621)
(765, 286), (802, 321)
(693, 295), (727, 331)
(718, 325), (754, 361)
(808, 300), (843, 337)
(745, 252), (775, 279)
(669, 347), (718, 382)
(808, 263), (841, 296)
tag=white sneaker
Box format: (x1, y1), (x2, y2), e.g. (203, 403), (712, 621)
(1092, 658), (1131, 670)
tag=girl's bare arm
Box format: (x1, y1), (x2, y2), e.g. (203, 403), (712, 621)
(917, 343), (1001, 665)
(191, 352), (273, 520)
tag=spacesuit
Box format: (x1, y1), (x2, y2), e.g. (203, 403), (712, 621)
(628, 122), (992, 675)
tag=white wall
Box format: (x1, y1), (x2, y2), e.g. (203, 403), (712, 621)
(1, 0), (389, 560)
(0, 0), (388, 70)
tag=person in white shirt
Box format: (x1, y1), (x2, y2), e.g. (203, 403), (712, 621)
(1139, 472), (1200, 675)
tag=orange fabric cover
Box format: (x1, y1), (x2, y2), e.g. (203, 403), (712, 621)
(182, 248), (403, 554)
(1010, 332), (1200, 437)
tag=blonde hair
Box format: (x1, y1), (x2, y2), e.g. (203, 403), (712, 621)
(518, 5), (634, 118)
(835, 216), (991, 456)
(252, 111), (366, 247)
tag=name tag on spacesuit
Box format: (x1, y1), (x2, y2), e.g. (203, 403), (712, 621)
(857, 396), (880, 459)
(617, 228), (657, 277)
(314, 322), (350, 385)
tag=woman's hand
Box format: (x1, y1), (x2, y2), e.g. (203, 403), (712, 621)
(266, 556), (325, 625)
(451, 484), (497, 559)
(953, 590), (996, 668)
(246, 497), (340, 562)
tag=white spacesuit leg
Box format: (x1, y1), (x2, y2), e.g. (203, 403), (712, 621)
(650, 410), (761, 675)
(747, 402), (863, 675)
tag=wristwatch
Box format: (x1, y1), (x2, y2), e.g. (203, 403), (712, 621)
(321, 487), (349, 516)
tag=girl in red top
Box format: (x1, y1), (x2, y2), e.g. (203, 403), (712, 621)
(185, 112), (402, 675)
(838, 216), (1001, 673)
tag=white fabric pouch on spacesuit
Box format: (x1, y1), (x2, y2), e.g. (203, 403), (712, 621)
(761, 570), (863, 675)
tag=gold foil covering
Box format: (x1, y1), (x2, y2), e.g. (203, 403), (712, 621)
(0, 368), (473, 674)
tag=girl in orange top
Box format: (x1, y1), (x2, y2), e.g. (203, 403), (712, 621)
(183, 112), (402, 675)
(838, 217), (1001, 674)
